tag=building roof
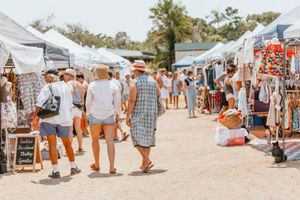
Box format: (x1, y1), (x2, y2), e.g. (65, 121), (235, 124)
(175, 42), (219, 52)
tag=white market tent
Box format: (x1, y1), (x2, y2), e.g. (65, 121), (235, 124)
(26, 26), (70, 68)
(0, 11), (69, 62)
(255, 6), (300, 45)
(284, 22), (300, 39)
(194, 42), (224, 64)
(225, 31), (252, 54)
(0, 36), (45, 74)
(97, 48), (131, 65)
(243, 24), (265, 63)
(43, 29), (110, 67)
(207, 41), (236, 61)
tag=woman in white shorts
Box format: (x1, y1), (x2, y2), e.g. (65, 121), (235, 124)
(86, 65), (121, 174)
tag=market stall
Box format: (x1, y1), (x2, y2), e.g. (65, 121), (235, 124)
(0, 36), (45, 173)
(0, 12), (70, 68)
(43, 29), (110, 68)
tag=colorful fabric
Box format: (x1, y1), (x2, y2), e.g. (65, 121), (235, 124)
(258, 43), (284, 77)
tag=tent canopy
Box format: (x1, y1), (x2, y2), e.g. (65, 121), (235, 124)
(255, 6), (300, 45)
(173, 55), (195, 68)
(44, 29), (110, 67)
(0, 36), (45, 74)
(97, 48), (131, 65)
(284, 22), (300, 39)
(194, 42), (224, 64)
(0, 11), (69, 61)
(207, 41), (236, 61)
(226, 31), (252, 53)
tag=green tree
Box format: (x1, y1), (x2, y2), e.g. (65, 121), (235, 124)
(149, 0), (194, 69)
(246, 11), (281, 26)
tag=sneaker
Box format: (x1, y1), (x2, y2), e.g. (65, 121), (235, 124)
(70, 167), (81, 176)
(48, 171), (61, 179)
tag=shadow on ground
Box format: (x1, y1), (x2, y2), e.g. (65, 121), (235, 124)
(30, 175), (73, 185)
(128, 169), (168, 177)
(88, 172), (124, 179)
(268, 160), (300, 171)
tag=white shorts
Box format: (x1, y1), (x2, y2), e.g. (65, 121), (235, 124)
(161, 88), (169, 99)
(72, 107), (82, 119)
(226, 93), (235, 101)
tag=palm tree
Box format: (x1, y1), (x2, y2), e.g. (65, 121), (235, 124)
(149, 0), (194, 69)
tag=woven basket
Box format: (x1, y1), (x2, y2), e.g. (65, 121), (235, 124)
(219, 113), (242, 129)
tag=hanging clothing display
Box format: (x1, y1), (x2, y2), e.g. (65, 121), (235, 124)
(238, 88), (248, 117)
(259, 79), (272, 104)
(214, 63), (223, 78)
(207, 67), (215, 90)
(291, 55), (300, 74)
(258, 41), (284, 77)
(1, 77), (17, 129)
(266, 92), (282, 127)
(17, 72), (44, 126)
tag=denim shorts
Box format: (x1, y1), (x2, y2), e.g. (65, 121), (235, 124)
(40, 123), (70, 138)
(88, 115), (116, 125)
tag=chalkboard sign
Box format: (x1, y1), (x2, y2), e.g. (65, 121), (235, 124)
(12, 134), (43, 173)
(15, 137), (36, 165)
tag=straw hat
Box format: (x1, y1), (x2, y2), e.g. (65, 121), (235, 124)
(64, 69), (76, 77)
(132, 60), (146, 72)
(93, 64), (109, 80)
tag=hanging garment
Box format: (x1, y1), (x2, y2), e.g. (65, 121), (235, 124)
(1, 81), (17, 129)
(214, 63), (223, 78)
(258, 42), (284, 77)
(284, 97), (292, 129)
(259, 80), (272, 104)
(292, 107), (300, 131)
(267, 92), (282, 127)
(17, 72), (44, 126)
(238, 88), (248, 117)
(291, 56), (300, 74)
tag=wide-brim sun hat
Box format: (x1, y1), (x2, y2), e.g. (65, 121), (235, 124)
(132, 60), (146, 72)
(93, 64), (109, 80)
(64, 69), (77, 77)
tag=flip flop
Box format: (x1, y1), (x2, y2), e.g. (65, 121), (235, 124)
(142, 162), (154, 173)
(122, 133), (130, 141)
(90, 163), (100, 171)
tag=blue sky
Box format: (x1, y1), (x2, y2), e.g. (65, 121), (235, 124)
(1, 0), (300, 41)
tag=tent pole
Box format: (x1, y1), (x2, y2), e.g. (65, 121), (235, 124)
(282, 41), (287, 162)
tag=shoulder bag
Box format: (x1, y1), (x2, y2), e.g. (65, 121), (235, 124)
(37, 85), (61, 119)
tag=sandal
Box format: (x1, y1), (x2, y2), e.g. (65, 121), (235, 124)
(110, 168), (117, 174)
(142, 162), (154, 173)
(90, 163), (100, 171)
(122, 133), (130, 141)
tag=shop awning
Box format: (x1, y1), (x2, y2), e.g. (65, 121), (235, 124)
(194, 43), (224, 65)
(284, 22), (300, 39)
(0, 11), (69, 62)
(255, 6), (300, 45)
(173, 55), (195, 69)
(43, 29), (110, 67)
(0, 36), (45, 74)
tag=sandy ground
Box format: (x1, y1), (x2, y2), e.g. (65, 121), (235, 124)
(1, 108), (300, 200)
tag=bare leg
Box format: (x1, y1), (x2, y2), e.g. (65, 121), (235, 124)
(113, 125), (118, 140)
(185, 95), (187, 108)
(61, 136), (75, 162)
(90, 124), (101, 168)
(136, 146), (151, 168)
(82, 112), (89, 136)
(228, 98), (235, 109)
(169, 93), (173, 104)
(103, 124), (115, 171)
(74, 117), (83, 150)
(176, 96), (179, 109)
(47, 135), (58, 165)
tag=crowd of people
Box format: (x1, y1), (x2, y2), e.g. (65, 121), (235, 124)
(31, 60), (201, 179)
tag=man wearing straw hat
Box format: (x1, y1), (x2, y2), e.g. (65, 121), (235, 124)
(126, 60), (160, 173)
